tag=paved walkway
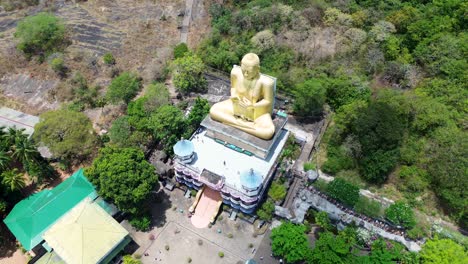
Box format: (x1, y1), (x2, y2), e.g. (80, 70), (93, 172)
(180, 0), (195, 43)
(124, 188), (265, 263)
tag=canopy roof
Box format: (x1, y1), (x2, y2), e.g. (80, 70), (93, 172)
(43, 198), (128, 264)
(240, 169), (263, 189)
(3, 169), (97, 250)
(173, 139), (194, 157)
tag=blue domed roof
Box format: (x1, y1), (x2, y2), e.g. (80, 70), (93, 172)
(173, 139), (194, 157)
(240, 169), (263, 189)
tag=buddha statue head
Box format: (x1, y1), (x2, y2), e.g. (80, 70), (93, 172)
(240, 53), (260, 81)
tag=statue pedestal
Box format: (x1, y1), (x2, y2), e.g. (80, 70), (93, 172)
(200, 113), (288, 159)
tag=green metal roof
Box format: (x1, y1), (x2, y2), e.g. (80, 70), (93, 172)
(3, 169), (96, 250)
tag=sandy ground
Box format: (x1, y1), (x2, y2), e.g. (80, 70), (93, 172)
(122, 188), (265, 264)
(0, 250), (27, 264)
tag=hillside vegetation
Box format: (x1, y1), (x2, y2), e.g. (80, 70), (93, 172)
(197, 0), (466, 228)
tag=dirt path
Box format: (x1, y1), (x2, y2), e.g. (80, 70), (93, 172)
(0, 249), (27, 264)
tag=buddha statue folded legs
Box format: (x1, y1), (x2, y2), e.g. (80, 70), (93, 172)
(209, 53), (276, 140)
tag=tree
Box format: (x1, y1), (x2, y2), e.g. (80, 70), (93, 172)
(173, 43), (189, 59)
(15, 13), (65, 58)
(1, 169), (25, 192)
(143, 83), (171, 113)
(186, 97), (210, 132)
(109, 116), (152, 150)
(308, 232), (356, 264)
(0, 150), (11, 172)
(172, 53), (207, 93)
(293, 79), (326, 119)
(85, 147), (157, 215)
(385, 201), (416, 229)
(424, 126), (467, 223)
(106, 72), (142, 104)
(2, 127), (27, 150)
(11, 136), (39, 164)
(149, 105), (187, 154)
(33, 110), (99, 161)
(352, 96), (408, 183)
(315, 211), (333, 232)
(257, 200), (274, 221)
(365, 238), (407, 264)
(420, 238), (468, 264)
(268, 181), (287, 202)
(324, 76), (371, 110)
(270, 222), (311, 263)
(24, 158), (56, 184)
(326, 178), (360, 207)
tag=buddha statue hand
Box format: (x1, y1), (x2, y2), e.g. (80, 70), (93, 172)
(232, 96), (255, 121)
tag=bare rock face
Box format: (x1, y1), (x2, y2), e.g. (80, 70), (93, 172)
(0, 74), (60, 112)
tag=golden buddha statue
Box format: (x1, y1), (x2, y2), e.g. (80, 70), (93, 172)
(209, 53), (275, 140)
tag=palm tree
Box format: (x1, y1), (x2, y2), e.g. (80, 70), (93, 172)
(12, 137), (39, 164)
(1, 169), (26, 192)
(2, 127), (27, 151)
(0, 150), (11, 171)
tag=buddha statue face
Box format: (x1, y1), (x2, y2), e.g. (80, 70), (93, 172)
(240, 54), (260, 81)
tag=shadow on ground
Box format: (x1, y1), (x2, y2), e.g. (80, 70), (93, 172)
(150, 189), (172, 228)
(0, 223), (16, 259)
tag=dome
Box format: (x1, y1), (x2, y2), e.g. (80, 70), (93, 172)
(240, 169), (263, 190)
(173, 139), (194, 157)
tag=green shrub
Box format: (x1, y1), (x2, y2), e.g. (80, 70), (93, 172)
(322, 145), (354, 175)
(359, 149), (399, 184)
(293, 78), (326, 118)
(385, 201), (416, 229)
(407, 225), (427, 240)
(174, 43), (189, 59)
(218, 252), (224, 258)
(257, 200), (275, 221)
(326, 178), (360, 207)
(303, 162), (316, 171)
(268, 181), (287, 202)
(50, 57), (65, 74)
(312, 179), (328, 193)
(172, 53), (207, 93)
(398, 165), (429, 193)
(103, 52), (116, 65)
(354, 196), (383, 218)
(107, 72), (142, 103)
(15, 13), (65, 58)
(129, 215), (151, 231)
(315, 211), (333, 231)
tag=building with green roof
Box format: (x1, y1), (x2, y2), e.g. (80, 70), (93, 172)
(3, 169), (97, 251)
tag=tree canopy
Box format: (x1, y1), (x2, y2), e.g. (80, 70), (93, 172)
(106, 72), (142, 104)
(85, 147), (157, 215)
(385, 201), (416, 229)
(172, 53), (207, 93)
(420, 238), (468, 264)
(15, 12), (66, 58)
(149, 105), (187, 154)
(293, 79), (326, 119)
(33, 110), (99, 161)
(270, 222), (311, 263)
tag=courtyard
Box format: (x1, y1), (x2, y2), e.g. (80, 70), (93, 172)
(121, 187), (266, 264)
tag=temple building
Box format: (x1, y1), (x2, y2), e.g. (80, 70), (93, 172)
(173, 54), (289, 227)
(3, 169), (130, 264)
